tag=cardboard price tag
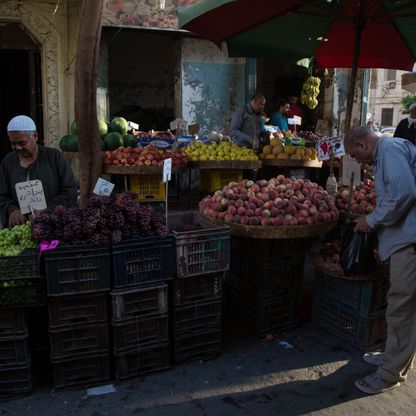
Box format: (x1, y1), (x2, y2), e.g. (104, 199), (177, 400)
(93, 178), (115, 196)
(341, 155), (362, 187)
(15, 180), (47, 215)
(163, 158), (172, 183)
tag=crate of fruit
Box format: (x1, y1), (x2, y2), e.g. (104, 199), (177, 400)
(0, 250), (44, 308)
(112, 236), (174, 288)
(0, 308), (27, 339)
(44, 244), (111, 296)
(168, 212), (230, 278)
(0, 362), (32, 398)
(130, 175), (166, 202)
(200, 170), (243, 193)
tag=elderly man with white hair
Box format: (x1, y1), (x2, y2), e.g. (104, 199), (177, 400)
(394, 102), (416, 144)
(0, 115), (77, 228)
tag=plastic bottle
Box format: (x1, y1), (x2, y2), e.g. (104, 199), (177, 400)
(326, 173), (338, 196)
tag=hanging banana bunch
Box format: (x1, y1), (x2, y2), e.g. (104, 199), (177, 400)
(301, 76), (321, 109)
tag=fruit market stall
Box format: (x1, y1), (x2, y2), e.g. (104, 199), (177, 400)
(198, 175), (338, 336)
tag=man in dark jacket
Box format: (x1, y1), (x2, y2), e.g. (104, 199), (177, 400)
(393, 102), (416, 144)
(0, 115), (77, 227)
(229, 93), (266, 149)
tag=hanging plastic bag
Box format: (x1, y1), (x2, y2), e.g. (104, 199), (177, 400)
(340, 219), (377, 275)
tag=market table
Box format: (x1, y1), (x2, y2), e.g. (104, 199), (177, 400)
(260, 159), (322, 169)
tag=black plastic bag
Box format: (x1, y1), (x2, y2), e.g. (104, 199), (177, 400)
(340, 219), (377, 275)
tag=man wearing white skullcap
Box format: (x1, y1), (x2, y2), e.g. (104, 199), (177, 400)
(393, 103), (416, 145)
(0, 115), (77, 227)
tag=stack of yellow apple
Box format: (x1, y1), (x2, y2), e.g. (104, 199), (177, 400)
(183, 141), (258, 161)
(259, 137), (317, 161)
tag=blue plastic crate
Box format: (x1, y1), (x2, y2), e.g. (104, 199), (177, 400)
(111, 236), (174, 288)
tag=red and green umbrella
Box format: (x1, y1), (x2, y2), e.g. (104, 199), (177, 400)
(178, 0), (416, 129)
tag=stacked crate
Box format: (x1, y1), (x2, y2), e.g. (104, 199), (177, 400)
(227, 237), (305, 337)
(0, 251), (43, 398)
(169, 212), (230, 363)
(312, 270), (389, 350)
(44, 245), (111, 389)
(111, 236), (174, 380)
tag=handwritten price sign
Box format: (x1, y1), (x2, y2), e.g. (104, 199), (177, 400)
(15, 180), (47, 214)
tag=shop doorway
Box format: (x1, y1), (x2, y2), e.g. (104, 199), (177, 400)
(0, 22), (43, 163)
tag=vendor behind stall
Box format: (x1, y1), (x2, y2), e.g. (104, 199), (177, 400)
(287, 95), (304, 131)
(0, 115), (77, 228)
(229, 93), (266, 149)
(270, 99), (291, 132)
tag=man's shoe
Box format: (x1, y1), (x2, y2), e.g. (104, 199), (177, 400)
(355, 372), (400, 395)
(363, 351), (384, 366)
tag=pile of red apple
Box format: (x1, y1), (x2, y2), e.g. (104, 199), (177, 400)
(199, 176), (338, 226)
(310, 240), (341, 264)
(336, 179), (376, 215)
(103, 145), (187, 167)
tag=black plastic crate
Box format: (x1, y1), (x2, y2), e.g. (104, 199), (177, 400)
(0, 335), (29, 368)
(112, 237), (173, 288)
(111, 284), (168, 322)
(48, 292), (108, 329)
(173, 329), (222, 363)
(173, 272), (223, 306)
(314, 271), (389, 317)
(114, 341), (170, 380)
(231, 236), (307, 270)
(0, 362), (32, 398)
(0, 250), (44, 307)
(112, 314), (169, 353)
(44, 244), (110, 295)
(0, 308), (27, 339)
(49, 323), (109, 360)
(169, 212), (230, 278)
(52, 353), (110, 389)
(173, 300), (222, 334)
(227, 283), (299, 337)
(313, 297), (387, 350)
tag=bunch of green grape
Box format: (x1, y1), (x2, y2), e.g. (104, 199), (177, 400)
(0, 222), (37, 257)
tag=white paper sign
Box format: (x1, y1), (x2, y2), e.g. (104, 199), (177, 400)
(315, 119), (329, 137)
(93, 178), (115, 196)
(15, 180), (47, 215)
(128, 121), (139, 130)
(163, 158), (172, 183)
(169, 118), (187, 131)
(293, 115), (302, 125)
(341, 155), (362, 186)
(317, 135), (345, 161)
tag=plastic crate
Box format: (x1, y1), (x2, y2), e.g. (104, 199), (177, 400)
(0, 308), (27, 339)
(112, 237), (174, 288)
(48, 292), (108, 329)
(44, 244), (111, 296)
(130, 175), (166, 202)
(227, 282), (299, 337)
(169, 212), (230, 277)
(112, 314), (168, 353)
(111, 284), (168, 322)
(173, 300), (222, 334)
(199, 170), (243, 192)
(315, 271), (389, 317)
(0, 363), (32, 398)
(173, 329), (222, 363)
(49, 323), (109, 360)
(173, 272), (223, 306)
(313, 298), (387, 350)
(0, 336), (29, 368)
(0, 251), (44, 307)
(114, 341), (170, 380)
(52, 353), (110, 389)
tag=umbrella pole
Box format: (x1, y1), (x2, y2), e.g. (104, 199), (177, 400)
(344, 0), (366, 137)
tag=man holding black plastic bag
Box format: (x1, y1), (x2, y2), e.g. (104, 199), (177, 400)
(344, 126), (416, 395)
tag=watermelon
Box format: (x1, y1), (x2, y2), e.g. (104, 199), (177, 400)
(98, 119), (108, 137)
(59, 135), (78, 152)
(123, 134), (136, 148)
(70, 120), (77, 135)
(110, 117), (129, 136)
(104, 132), (123, 150)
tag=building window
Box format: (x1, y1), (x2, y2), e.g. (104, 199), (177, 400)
(381, 108), (394, 127)
(386, 69), (396, 81)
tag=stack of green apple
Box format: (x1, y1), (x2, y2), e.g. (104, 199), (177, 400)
(0, 222), (37, 257)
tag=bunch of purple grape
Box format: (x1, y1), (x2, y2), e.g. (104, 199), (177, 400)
(31, 192), (168, 245)
(297, 130), (321, 142)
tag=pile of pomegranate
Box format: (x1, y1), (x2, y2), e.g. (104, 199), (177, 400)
(336, 179), (376, 215)
(103, 145), (187, 167)
(199, 176), (338, 226)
